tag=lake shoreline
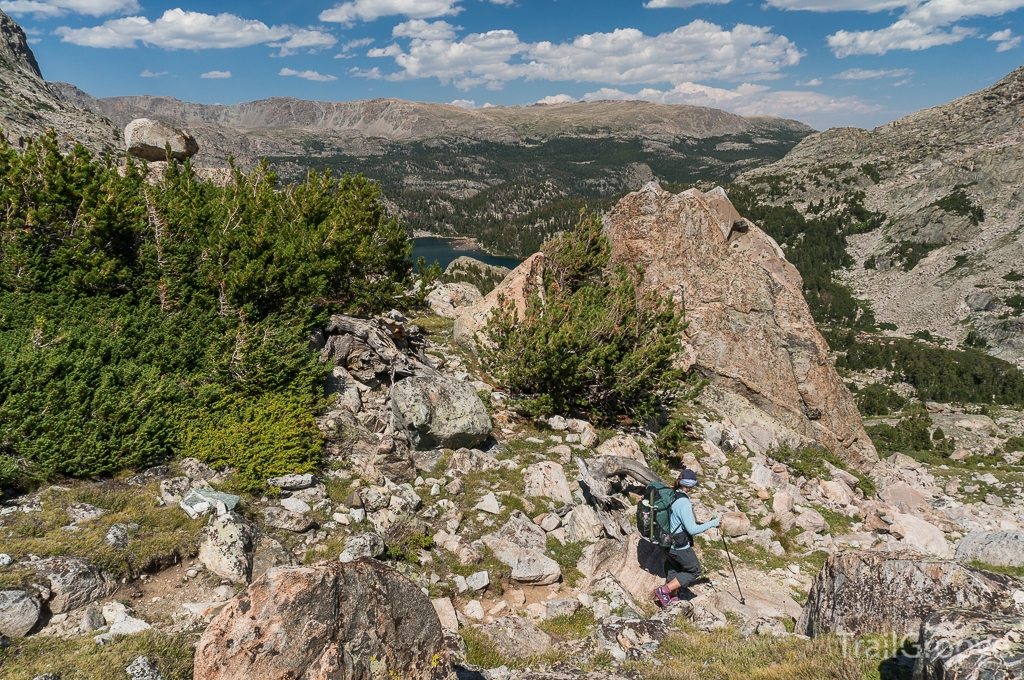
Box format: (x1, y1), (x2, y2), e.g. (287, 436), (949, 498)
(411, 236), (523, 272)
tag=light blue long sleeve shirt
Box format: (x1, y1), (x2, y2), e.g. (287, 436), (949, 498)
(669, 496), (718, 549)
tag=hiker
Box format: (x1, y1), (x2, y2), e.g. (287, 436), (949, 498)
(652, 469), (719, 607)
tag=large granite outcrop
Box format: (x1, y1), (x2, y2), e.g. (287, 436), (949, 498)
(605, 184), (877, 470)
(798, 551), (1024, 638)
(913, 609), (1024, 680)
(193, 559), (453, 680)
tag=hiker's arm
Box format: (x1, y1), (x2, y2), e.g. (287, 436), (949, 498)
(673, 497), (719, 536)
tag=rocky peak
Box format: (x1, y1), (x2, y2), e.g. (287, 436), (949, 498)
(0, 9), (41, 80)
(606, 183), (877, 471)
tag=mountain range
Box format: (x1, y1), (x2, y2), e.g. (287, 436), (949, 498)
(1, 6), (1022, 365)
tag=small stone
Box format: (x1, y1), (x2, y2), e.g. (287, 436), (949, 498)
(488, 601), (510, 617)
(267, 474), (314, 491)
(548, 416), (568, 431)
(0, 590), (40, 638)
(280, 497), (311, 514)
(350, 508), (367, 523)
(430, 484), (441, 496)
(464, 600), (485, 621)
(474, 492), (501, 514)
(985, 494), (1004, 507)
(126, 655), (164, 680)
(454, 575), (469, 594)
(546, 599), (581, 619)
(262, 507), (315, 533)
(509, 588), (526, 606)
(339, 533), (386, 563)
(104, 523), (131, 549)
(525, 602), (547, 620)
(0, 554), (12, 567)
(466, 571), (490, 591)
(81, 605), (106, 632)
(431, 597), (459, 631)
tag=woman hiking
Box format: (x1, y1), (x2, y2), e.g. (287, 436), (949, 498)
(653, 469), (719, 607)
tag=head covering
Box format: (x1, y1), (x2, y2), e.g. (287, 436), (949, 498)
(677, 469), (698, 488)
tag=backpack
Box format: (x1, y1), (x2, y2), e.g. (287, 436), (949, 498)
(636, 481), (692, 549)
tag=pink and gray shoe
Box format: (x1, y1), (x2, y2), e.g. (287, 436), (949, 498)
(653, 585), (673, 607)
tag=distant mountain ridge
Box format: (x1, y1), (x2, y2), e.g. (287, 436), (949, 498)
(0, 9), (118, 153)
(739, 66), (1024, 365)
(48, 82), (812, 167)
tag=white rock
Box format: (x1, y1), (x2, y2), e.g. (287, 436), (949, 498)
(432, 597), (459, 631)
(474, 492), (501, 514)
(523, 462), (573, 505)
(464, 600), (485, 621)
(466, 571), (490, 591)
(280, 497), (311, 514)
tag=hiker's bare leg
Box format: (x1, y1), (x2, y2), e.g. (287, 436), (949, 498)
(665, 578), (681, 593)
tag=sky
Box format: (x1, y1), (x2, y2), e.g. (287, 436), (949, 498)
(6, 0), (1024, 130)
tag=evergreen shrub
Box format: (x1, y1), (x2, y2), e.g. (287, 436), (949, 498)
(484, 212), (685, 423)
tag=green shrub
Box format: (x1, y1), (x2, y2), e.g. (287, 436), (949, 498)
(178, 393), (323, 492)
(773, 444), (876, 497)
(855, 383), (907, 416)
(931, 187), (985, 226)
(484, 212), (685, 423)
(1005, 436), (1024, 452)
(865, 404), (942, 458)
(0, 132), (410, 491)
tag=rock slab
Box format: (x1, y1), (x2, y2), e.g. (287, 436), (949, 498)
(955, 532), (1024, 568)
(912, 609), (1024, 680)
(193, 559), (452, 680)
(798, 551), (1024, 638)
(391, 375), (493, 450)
(0, 589), (40, 638)
(605, 184), (877, 471)
(125, 118), (199, 161)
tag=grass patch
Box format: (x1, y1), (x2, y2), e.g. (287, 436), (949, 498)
(629, 627), (882, 680)
(0, 480), (204, 579)
(0, 630), (195, 680)
(968, 560), (1024, 579)
(538, 607), (596, 640)
(461, 626), (508, 668)
(547, 536), (586, 587)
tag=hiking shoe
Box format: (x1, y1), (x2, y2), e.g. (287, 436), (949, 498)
(653, 586), (672, 608)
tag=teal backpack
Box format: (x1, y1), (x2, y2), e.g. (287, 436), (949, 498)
(636, 481), (692, 549)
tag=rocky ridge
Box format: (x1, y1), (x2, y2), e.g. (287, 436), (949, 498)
(740, 66), (1024, 365)
(48, 83), (812, 169)
(0, 9), (119, 153)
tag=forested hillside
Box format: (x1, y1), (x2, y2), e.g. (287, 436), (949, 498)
(272, 129), (808, 257)
(0, 133), (410, 492)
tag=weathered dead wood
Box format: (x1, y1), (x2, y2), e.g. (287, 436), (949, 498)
(575, 455), (666, 542)
(324, 314), (439, 380)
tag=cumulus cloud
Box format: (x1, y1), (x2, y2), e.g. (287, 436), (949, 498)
(55, 8), (314, 49)
(767, 0), (1024, 56)
(269, 28), (337, 56)
(334, 36), (373, 57)
(989, 28), (1023, 50)
(536, 94), (577, 104)
(580, 82), (878, 127)
(833, 67), (912, 79)
(448, 98), (476, 108)
(201, 70), (231, 78)
(393, 19), (460, 40)
(644, 0), (730, 6)
(828, 20), (975, 56)
(139, 69), (166, 77)
(279, 67), (337, 81)
(364, 21), (803, 90)
(319, 0), (461, 25)
(796, 77), (823, 86)
(0, 0), (137, 17)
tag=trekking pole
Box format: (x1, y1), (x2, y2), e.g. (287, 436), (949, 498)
(720, 531), (746, 605)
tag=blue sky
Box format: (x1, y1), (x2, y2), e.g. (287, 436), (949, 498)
(7, 0), (1024, 129)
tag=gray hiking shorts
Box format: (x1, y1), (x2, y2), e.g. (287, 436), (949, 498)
(665, 545), (701, 588)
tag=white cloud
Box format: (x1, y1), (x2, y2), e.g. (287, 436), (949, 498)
(362, 21), (803, 90)
(828, 20), (975, 56)
(393, 19), (460, 40)
(448, 98), (476, 108)
(796, 77), (823, 86)
(279, 67), (337, 81)
(0, 0), (137, 18)
(536, 93), (577, 104)
(768, 0), (1024, 56)
(55, 8), (301, 49)
(833, 67), (912, 79)
(335, 36), (374, 57)
(644, 0), (730, 6)
(765, 0), (907, 10)
(319, 0), (461, 25)
(581, 82), (879, 126)
(269, 28), (337, 56)
(139, 69), (166, 77)
(989, 28), (1023, 50)
(201, 70), (231, 78)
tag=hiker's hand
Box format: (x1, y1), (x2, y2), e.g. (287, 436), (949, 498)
(710, 517), (721, 528)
